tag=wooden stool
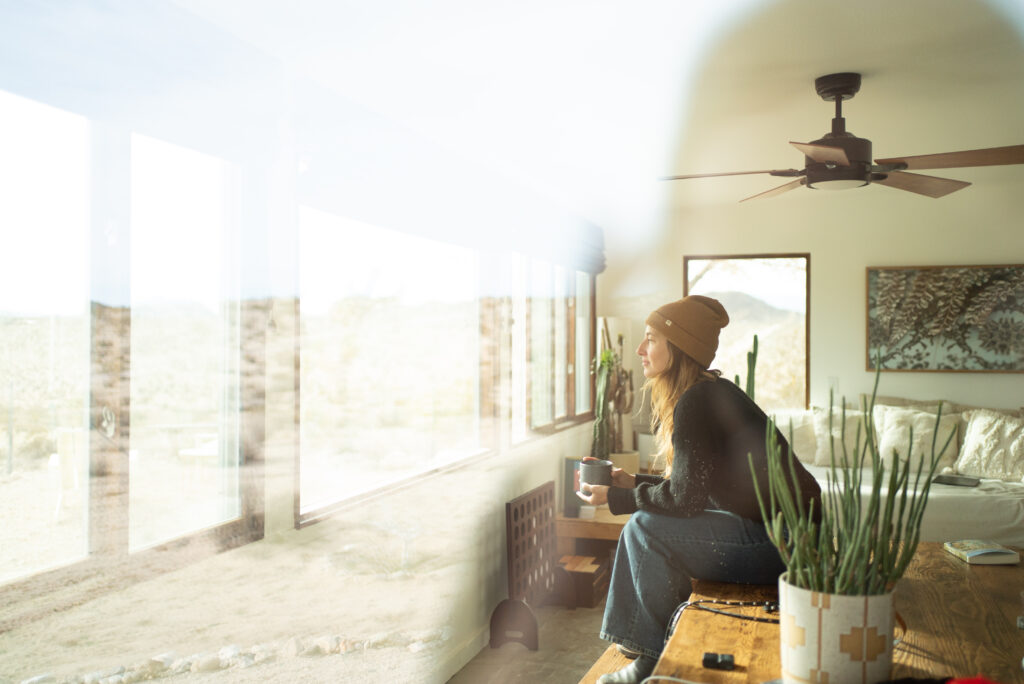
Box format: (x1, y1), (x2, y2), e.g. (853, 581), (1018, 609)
(558, 555), (610, 608)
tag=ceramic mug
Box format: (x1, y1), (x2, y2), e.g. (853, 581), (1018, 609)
(579, 459), (613, 487)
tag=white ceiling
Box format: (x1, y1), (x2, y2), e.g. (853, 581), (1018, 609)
(168, 0), (1024, 234)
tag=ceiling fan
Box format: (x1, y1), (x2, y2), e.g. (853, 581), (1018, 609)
(664, 72), (1024, 201)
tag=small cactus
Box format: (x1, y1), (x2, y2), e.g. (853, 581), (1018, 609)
(734, 334), (758, 400)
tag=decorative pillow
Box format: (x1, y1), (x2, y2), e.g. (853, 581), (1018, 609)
(874, 406), (960, 473)
(813, 409), (870, 467)
(954, 409), (1024, 482)
(872, 403), (940, 435)
(770, 409), (817, 466)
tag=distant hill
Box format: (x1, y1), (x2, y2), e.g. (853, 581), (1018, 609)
(701, 290), (798, 328)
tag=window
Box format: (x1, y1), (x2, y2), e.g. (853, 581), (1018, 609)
(574, 272), (593, 415)
(684, 254), (809, 411)
(128, 133), (243, 550)
(523, 260), (594, 434)
(295, 218), (597, 520)
(0, 90), (91, 584)
(297, 207), (482, 518)
(529, 259), (555, 428)
(0, 88), (263, 595)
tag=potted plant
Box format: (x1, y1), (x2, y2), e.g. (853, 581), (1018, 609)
(590, 323), (633, 462)
(751, 366), (957, 684)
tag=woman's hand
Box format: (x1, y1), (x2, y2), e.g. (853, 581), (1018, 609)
(576, 483), (610, 506)
(610, 467), (636, 489)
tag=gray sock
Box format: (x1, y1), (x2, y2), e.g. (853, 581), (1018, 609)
(596, 655), (657, 684)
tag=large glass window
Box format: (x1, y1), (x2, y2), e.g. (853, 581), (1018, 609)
(574, 271), (593, 415)
(684, 254), (810, 411)
(128, 134), (242, 550)
(529, 260), (554, 428)
(298, 207), (481, 515)
(0, 91), (91, 584)
(518, 260), (594, 435)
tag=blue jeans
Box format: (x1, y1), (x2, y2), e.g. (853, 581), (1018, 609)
(600, 509), (784, 659)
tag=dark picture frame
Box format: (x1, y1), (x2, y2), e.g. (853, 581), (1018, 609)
(866, 264), (1024, 372)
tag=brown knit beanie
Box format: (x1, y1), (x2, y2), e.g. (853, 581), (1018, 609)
(645, 296), (730, 368)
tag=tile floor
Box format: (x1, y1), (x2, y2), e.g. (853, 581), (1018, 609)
(448, 600), (608, 684)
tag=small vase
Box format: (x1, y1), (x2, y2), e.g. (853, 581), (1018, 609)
(778, 573), (895, 684)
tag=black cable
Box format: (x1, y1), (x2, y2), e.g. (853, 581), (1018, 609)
(664, 598), (780, 645)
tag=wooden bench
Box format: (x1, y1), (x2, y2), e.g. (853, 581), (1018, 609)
(653, 580), (779, 683)
(576, 644), (634, 684)
(576, 577), (773, 684)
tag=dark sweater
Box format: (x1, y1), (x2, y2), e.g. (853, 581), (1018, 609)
(607, 378), (821, 521)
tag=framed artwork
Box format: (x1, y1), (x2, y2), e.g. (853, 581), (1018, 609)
(684, 253), (809, 410)
(866, 264), (1024, 372)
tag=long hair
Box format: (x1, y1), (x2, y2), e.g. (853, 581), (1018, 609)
(644, 342), (720, 476)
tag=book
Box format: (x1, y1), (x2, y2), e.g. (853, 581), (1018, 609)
(943, 539), (1020, 565)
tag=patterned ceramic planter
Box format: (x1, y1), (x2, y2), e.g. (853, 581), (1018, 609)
(778, 573), (895, 684)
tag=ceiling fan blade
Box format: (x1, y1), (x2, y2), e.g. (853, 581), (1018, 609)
(876, 144), (1024, 170)
(663, 169), (801, 180)
(790, 141), (850, 166)
(739, 178), (805, 202)
(873, 171), (971, 198)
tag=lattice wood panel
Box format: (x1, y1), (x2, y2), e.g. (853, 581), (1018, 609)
(505, 481), (557, 605)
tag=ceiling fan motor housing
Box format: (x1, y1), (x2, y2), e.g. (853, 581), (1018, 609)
(805, 131), (873, 189)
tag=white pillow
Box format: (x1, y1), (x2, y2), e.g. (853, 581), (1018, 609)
(770, 409), (817, 466)
(954, 409), (1024, 482)
(874, 406), (960, 473)
(813, 409), (869, 467)
(872, 403), (940, 434)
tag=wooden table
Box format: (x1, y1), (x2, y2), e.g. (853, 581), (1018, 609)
(653, 542), (1024, 683)
(555, 507), (630, 556)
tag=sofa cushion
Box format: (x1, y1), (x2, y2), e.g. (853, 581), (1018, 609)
(769, 409), (817, 466)
(873, 405), (960, 473)
(813, 409), (870, 467)
(867, 395), (1024, 445)
(954, 409), (1024, 483)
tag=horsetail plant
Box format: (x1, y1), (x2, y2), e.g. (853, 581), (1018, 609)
(749, 361), (958, 596)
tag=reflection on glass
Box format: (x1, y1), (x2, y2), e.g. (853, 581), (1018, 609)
(298, 207), (481, 511)
(685, 256), (808, 411)
(0, 90), (90, 585)
(554, 266), (567, 420)
(575, 272), (592, 414)
(508, 255), (528, 444)
(129, 134), (241, 550)
(530, 260), (553, 428)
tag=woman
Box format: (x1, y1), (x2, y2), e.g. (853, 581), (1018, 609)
(577, 295), (821, 684)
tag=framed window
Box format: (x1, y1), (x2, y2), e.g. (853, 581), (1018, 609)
(684, 254), (809, 411)
(0, 90), (264, 603)
(523, 261), (595, 435)
(574, 271), (594, 415)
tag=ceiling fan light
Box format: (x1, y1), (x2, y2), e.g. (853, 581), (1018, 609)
(805, 160), (871, 190)
(807, 178), (869, 191)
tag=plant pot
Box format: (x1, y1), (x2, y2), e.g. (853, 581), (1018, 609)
(609, 450), (639, 473)
(778, 573), (895, 684)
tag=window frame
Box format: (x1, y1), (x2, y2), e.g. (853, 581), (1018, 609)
(683, 252), (810, 410)
(524, 264), (596, 437)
